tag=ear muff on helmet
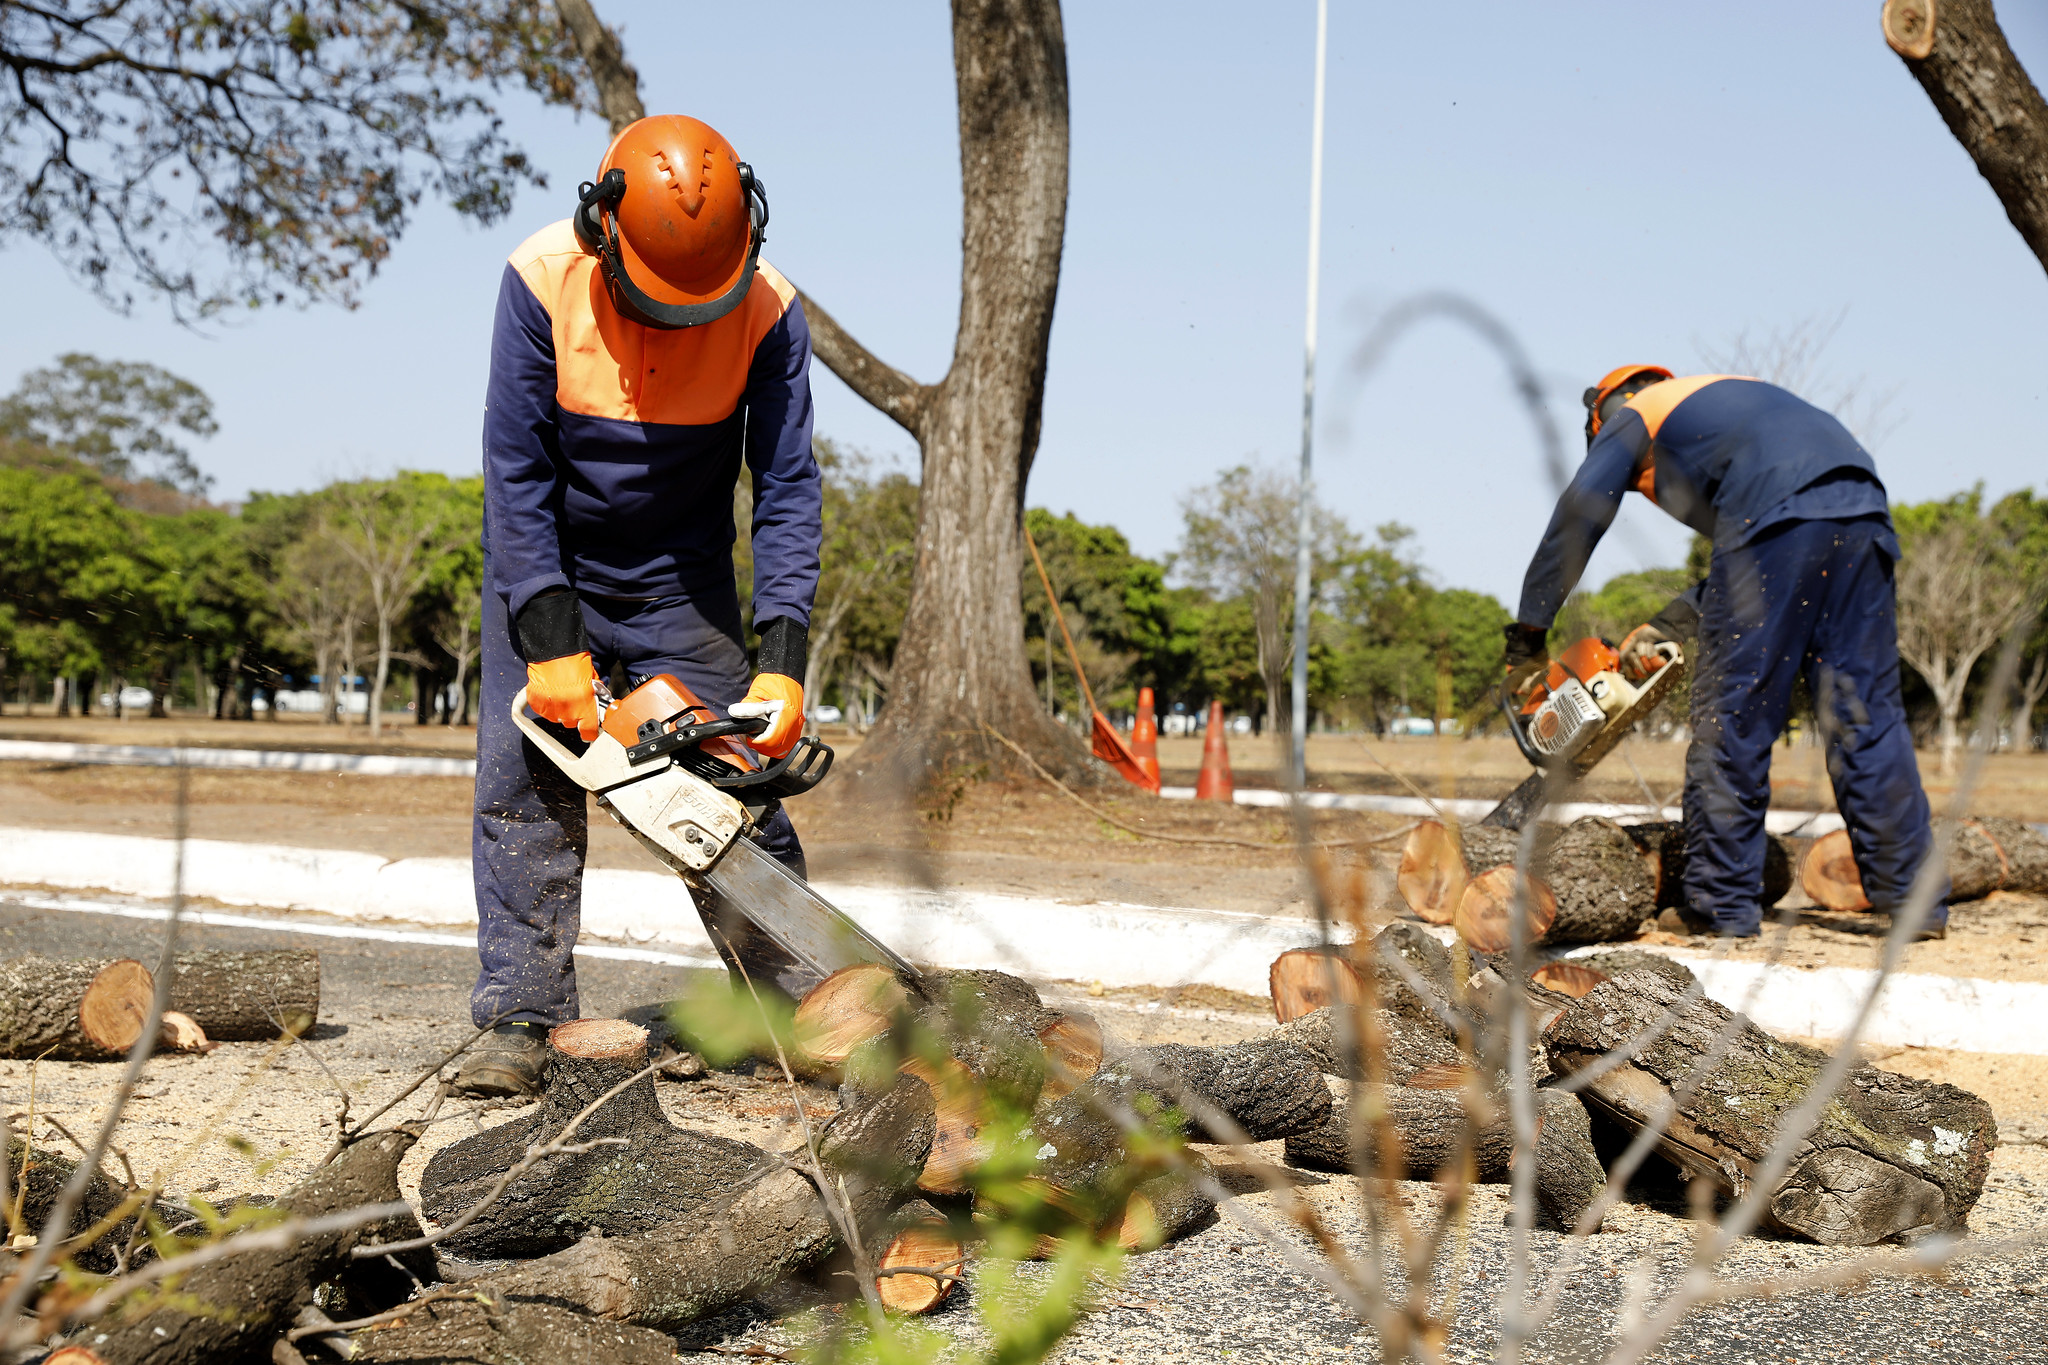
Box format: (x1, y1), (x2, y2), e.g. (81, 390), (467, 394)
(571, 163), (770, 330)
(1582, 365), (1673, 443)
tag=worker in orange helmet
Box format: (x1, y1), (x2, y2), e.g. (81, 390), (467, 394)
(458, 115), (821, 1096)
(1503, 367), (1945, 943)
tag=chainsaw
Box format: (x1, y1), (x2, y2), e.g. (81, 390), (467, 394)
(510, 674), (920, 987)
(1479, 634), (1686, 830)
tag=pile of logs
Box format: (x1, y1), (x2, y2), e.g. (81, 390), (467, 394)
(1264, 925), (1996, 1247)
(0, 949), (320, 1059)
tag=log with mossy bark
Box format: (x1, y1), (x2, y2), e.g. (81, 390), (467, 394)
(1546, 969), (1995, 1245)
(74, 1127), (427, 1365)
(451, 1072), (935, 1333)
(1283, 1081), (1605, 1231)
(418, 1019), (769, 1257)
(1271, 1004), (1465, 1084)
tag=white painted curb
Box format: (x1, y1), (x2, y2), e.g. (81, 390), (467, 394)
(1, 825), (2042, 1055)
(1160, 786), (1846, 835)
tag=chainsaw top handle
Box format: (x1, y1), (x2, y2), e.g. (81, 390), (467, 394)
(622, 708), (835, 801)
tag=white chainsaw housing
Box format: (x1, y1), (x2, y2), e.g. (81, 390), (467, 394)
(509, 687), (745, 872)
(1527, 676), (1605, 761)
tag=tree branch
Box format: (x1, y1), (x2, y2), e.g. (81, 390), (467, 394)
(794, 288), (932, 438)
(553, 0), (644, 135)
(1888, 0), (2048, 277)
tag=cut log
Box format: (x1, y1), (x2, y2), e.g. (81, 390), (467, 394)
(468, 1072), (936, 1331)
(349, 1299), (686, 1364)
(419, 1018), (768, 1257)
(1801, 828), (1870, 911)
(1539, 817), (1655, 944)
(1372, 921), (1460, 1026)
(794, 962), (909, 1069)
(1283, 1082), (1606, 1231)
(905, 1052), (991, 1196)
(1455, 866), (1558, 954)
(1530, 962), (1609, 999)
(1546, 971), (1995, 1244)
(876, 1198), (966, 1314)
(1268, 946), (1366, 1024)
(0, 950), (319, 1059)
(1397, 819), (1469, 925)
(1117, 1159), (1216, 1251)
(1624, 822), (1796, 910)
(1039, 1011), (1104, 1102)
(1808, 818), (2048, 910)
(79, 1128), (423, 1364)
(1571, 948), (1699, 995)
(1143, 1039), (1332, 1141)
(918, 967), (1056, 1110)
(1272, 1005), (1464, 1083)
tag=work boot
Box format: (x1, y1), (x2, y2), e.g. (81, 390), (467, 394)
(1655, 906), (1715, 937)
(452, 1022), (549, 1098)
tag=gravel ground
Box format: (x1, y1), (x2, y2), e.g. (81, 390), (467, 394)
(1, 892), (2045, 1362)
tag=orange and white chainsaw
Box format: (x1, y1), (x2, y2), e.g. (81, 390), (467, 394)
(511, 674), (919, 986)
(1482, 634), (1685, 829)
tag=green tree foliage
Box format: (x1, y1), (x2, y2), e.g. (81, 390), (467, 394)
(2, 2), (587, 315)
(808, 444), (919, 726)
(1021, 509), (1182, 720)
(0, 354), (217, 493)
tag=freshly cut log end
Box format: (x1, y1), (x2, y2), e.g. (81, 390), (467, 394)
(1398, 820), (1469, 925)
(157, 1011), (215, 1053)
(78, 958), (153, 1055)
(906, 1053), (993, 1196)
(795, 962), (909, 1067)
(876, 1198), (966, 1314)
(1455, 866), (1558, 954)
(1801, 829), (1871, 912)
(549, 1017), (648, 1061)
(1268, 946), (1365, 1024)
(43, 1350), (104, 1365)
(1530, 962), (1609, 999)
(1039, 1011), (1105, 1102)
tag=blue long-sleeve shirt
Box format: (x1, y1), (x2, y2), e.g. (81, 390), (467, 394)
(480, 220), (821, 648)
(1517, 376), (1895, 628)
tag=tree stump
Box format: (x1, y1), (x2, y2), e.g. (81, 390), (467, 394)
(419, 1019), (768, 1257)
(875, 1198), (967, 1314)
(1546, 971), (1995, 1244)
(468, 1073), (936, 1332)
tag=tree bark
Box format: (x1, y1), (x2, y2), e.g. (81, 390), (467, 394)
(1889, 0), (2048, 278)
(1546, 971), (1996, 1245)
(418, 1021), (768, 1257)
(164, 950), (320, 1039)
(1802, 816), (2048, 910)
(6, 1137), (135, 1272)
(81, 1129), (424, 1364)
(1269, 922), (1459, 1026)
(0, 951), (320, 1058)
(1270, 1005), (1465, 1084)
(553, 0), (644, 134)
(830, 0), (1091, 789)
(464, 1074), (935, 1331)
(1143, 1039), (1332, 1142)
(350, 1299), (682, 1365)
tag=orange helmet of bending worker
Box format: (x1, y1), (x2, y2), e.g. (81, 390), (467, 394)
(570, 114), (768, 329)
(1581, 365), (1673, 443)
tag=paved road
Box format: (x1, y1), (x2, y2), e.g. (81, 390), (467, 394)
(2, 892), (2043, 1363)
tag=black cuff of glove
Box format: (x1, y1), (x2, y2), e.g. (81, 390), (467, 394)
(514, 587), (589, 663)
(1503, 622), (1549, 667)
(756, 616), (808, 680)
(1646, 598), (1700, 644)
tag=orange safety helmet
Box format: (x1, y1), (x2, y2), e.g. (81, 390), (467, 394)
(1581, 365), (1673, 442)
(571, 115), (768, 329)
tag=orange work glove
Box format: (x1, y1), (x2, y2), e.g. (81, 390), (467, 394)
(729, 673), (804, 758)
(526, 652), (603, 741)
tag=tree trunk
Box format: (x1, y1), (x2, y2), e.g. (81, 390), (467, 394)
(1546, 970), (1995, 1245)
(368, 615), (392, 739)
(1271, 1004), (1465, 1083)
(1142, 1039), (1332, 1142)
(350, 1300), (682, 1365)
(1804, 817), (2048, 909)
(1888, 0), (2048, 279)
(0, 957), (154, 1059)
(418, 1020), (769, 1258)
(804, 0), (1088, 789)
(79, 1129), (425, 1364)
(462, 1074), (935, 1332)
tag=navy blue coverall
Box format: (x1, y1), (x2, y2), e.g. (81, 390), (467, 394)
(472, 219), (822, 1027)
(1517, 375), (1944, 935)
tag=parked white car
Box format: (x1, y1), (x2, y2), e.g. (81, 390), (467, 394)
(812, 704), (844, 725)
(99, 686), (153, 712)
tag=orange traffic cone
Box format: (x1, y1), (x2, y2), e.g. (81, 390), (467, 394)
(1195, 700), (1234, 801)
(1131, 686), (1160, 787)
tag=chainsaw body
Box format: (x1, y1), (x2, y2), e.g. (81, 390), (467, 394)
(1482, 632), (1687, 830)
(510, 675), (916, 982)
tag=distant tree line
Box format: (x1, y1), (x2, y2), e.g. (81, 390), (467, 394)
(1, 353), (2042, 753)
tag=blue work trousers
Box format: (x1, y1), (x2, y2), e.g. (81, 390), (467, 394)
(471, 578), (805, 1028)
(1683, 517), (1946, 935)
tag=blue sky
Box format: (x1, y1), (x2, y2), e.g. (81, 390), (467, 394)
(4, 2), (2045, 610)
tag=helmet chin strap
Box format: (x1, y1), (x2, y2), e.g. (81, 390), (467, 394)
(571, 165), (770, 330)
